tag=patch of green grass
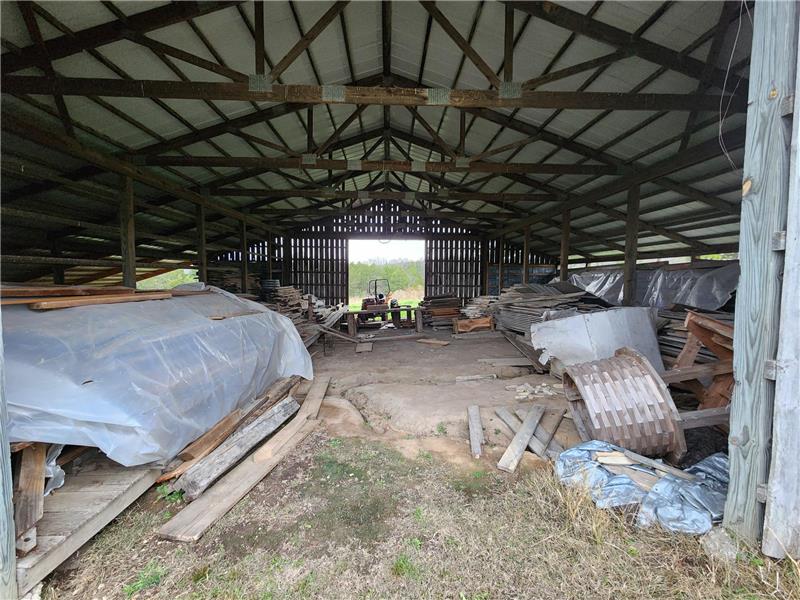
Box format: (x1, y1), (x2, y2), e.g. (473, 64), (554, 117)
(391, 553), (419, 578)
(459, 593), (489, 600)
(156, 483), (184, 504)
(328, 438), (343, 448)
(317, 453), (367, 482)
(295, 571), (316, 597)
(412, 507), (424, 523)
(123, 560), (166, 597)
(435, 422), (447, 436)
(417, 449), (433, 461)
(191, 564), (211, 583)
(408, 537), (422, 550)
(451, 469), (494, 499)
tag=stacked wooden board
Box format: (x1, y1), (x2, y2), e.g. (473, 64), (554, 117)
(0, 283), (175, 310)
(657, 305), (734, 366)
(206, 267), (260, 295)
(491, 284), (608, 335)
(419, 295), (460, 327)
(460, 295), (497, 319)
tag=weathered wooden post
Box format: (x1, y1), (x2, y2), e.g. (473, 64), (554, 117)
(119, 175), (136, 288)
(726, 0), (800, 554)
(239, 220), (248, 294)
(522, 226), (530, 284)
(480, 238), (489, 295)
(0, 310), (18, 598)
(560, 210), (570, 282)
(622, 186), (639, 305)
(196, 204), (207, 283)
(497, 235), (505, 294)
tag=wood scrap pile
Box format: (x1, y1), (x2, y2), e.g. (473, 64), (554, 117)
(206, 267), (260, 295)
(452, 315), (493, 333)
(0, 283), (178, 310)
(158, 375), (330, 542)
(657, 305), (733, 366)
(419, 295), (461, 327)
(491, 283), (608, 335)
(259, 285), (346, 346)
(461, 295), (497, 319)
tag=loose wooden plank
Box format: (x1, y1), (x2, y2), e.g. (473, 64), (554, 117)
(178, 410), (242, 461)
(175, 397), (299, 500)
(497, 406), (545, 472)
(355, 342), (373, 353)
(467, 405), (484, 459)
(159, 418), (318, 543)
(604, 464), (662, 491)
(16, 465), (157, 596)
(622, 449), (696, 481)
(416, 338), (450, 347)
(512, 408), (565, 456)
(14, 443), (46, 553)
(0, 284), (135, 298)
(294, 376), (329, 421)
(678, 405), (730, 430)
(477, 357), (533, 367)
(27, 292), (171, 310)
(661, 360), (733, 384)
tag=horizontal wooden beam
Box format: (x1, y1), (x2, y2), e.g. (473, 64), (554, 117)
(2, 2), (242, 74)
(1, 75), (748, 111)
(1, 254), (192, 270)
(143, 154), (617, 175)
(209, 188), (553, 203)
(251, 207), (512, 220)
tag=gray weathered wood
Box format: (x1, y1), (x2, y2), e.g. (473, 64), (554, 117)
(622, 185), (639, 306)
(196, 204), (207, 283)
(497, 406), (545, 472)
(467, 405), (484, 459)
(119, 175), (136, 288)
(512, 408), (565, 456)
(14, 443), (46, 555)
(725, 0), (800, 546)
(0, 310), (17, 599)
(678, 406), (730, 430)
(176, 396), (299, 500)
(762, 16), (800, 559)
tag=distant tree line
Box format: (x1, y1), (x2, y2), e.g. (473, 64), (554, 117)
(348, 260), (424, 298)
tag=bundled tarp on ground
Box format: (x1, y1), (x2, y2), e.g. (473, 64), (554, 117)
(3, 287), (313, 466)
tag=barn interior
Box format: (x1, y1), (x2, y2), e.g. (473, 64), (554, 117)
(1, 1), (798, 598)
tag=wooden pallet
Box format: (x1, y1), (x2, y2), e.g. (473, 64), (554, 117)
(16, 460), (158, 596)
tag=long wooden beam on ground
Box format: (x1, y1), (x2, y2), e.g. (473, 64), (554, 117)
(1, 75), (748, 112)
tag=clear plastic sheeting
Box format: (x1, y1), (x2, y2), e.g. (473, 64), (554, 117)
(566, 263), (739, 310)
(3, 287), (313, 466)
(556, 442), (729, 535)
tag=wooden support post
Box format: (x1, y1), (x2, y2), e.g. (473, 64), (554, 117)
(239, 220), (248, 294)
(119, 175), (136, 288)
(497, 235), (505, 294)
(306, 106), (314, 153)
(268, 235), (274, 279)
(504, 4), (514, 82)
(726, 0), (800, 551)
(415, 307), (423, 333)
(196, 204), (207, 283)
(282, 236), (292, 286)
(480, 238), (489, 295)
(560, 210), (570, 282)
(0, 313), (17, 599)
(254, 0), (265, 75)
(622, 187), (639, 305)
(522, 225), (530, 284)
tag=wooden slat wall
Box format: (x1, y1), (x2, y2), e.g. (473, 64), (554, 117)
(424, 238), (482, 299)
(289, 236), (348, 305)
(486, 238), (556, 294)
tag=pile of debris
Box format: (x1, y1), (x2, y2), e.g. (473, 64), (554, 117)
(657, 305), (734, 366)
(419, 295), (461, 327)
(492, 283), (609, 335)
(461, 295), (497, 319)
(257, 285), (346, 347)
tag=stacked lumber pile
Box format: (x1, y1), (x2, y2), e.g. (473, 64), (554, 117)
(461, 295), (497, 319)
(0, 283), (181, 310)
(206, 268), (260, 295)
(262, 285), (304, 317)
(259, 285), (346, 346)
(419, 295), (461, 327)
(158, 375), (330, 542)
(492, 284), (607, 335)
(657, 306), (733, 366)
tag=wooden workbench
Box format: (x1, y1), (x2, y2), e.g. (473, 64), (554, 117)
(346, 306), (422, 336)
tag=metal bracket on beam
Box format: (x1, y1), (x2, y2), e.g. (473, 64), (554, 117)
(248, 74), (272, 93)
(426, 88), (451, 106)
(764, 359), (778, 380)
(301, 153), (317, 166)
(780, 94), (795, 118)
(499, 81), (522, 99)
(771, 230), (787, 251)
(756, 483), (768, 503)
(321, 85), (346, 103)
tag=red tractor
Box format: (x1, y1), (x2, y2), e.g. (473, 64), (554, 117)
(359, 278), (399, 323)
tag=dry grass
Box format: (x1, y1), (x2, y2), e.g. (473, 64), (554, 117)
(44, 434), (799, 600)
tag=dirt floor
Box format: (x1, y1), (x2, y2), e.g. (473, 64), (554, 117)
(43, 331), (798, 599)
